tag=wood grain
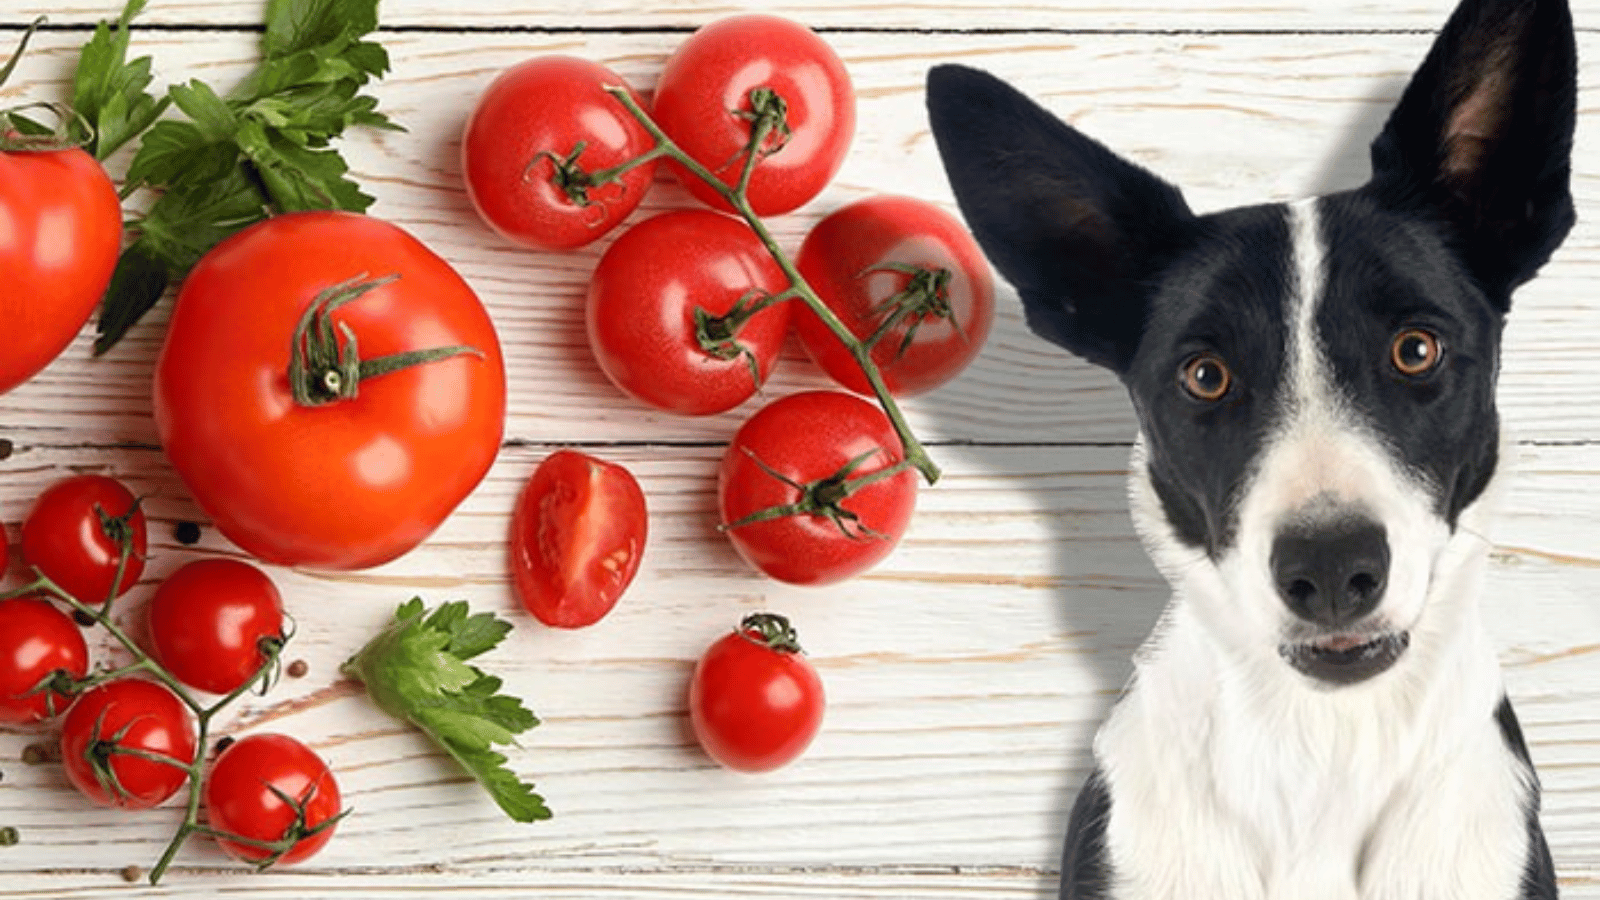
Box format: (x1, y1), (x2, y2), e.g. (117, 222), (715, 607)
(0, 2), (1596, 897)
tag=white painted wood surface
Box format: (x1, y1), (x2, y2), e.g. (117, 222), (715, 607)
(0, 2), (1596, 897)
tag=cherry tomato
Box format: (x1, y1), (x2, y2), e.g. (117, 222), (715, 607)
(0, 597), (88, 724)
(60, 678), (197, 809)
(0, 147), (121, 396)
(653, 15), (855, 217)
(587, 210), (791, 415)
(205, 733), (341, 865)
(462, 55), (658, 251)
(146, 559), (286, 695)
(153, 211), (506, 571)
(689, 612), (824, 772)
(794, 195), (996, 397)
(719, 391), (917, 585)
(21, 474), (147, 604)
(510, 450), (648, 629)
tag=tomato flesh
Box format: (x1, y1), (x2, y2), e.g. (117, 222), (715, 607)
(510, 450), (648, 628)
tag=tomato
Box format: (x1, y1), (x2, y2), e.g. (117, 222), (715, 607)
(146, 559), (286, 695)
(0, 597), (88, 724)
(652, 15), (855, 217)
(60, 678), (197, 809)
(689, 612), (825, 772)
(205, 733), (341, 865)
(794, 195), (996, 397)
(462, 55), (658, 251)
(510, 450), (648, 628)
(0, 148), (121, 396)
(21, 474), (147, 604)
(153, 211), (506, 571)
(719, 391), (917, 585)
(587, 210), (791, 415)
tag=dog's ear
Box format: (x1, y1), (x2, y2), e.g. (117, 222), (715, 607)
(1368, 0), (1577, 305)
(925, 64), (1195, 374)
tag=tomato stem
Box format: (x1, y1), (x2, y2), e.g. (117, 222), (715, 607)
(599, 85), (942, 485)
(0, 19), (97, 153)
(719, 446), (913, 540)
(289, 273), (486, 407)
(737, 612), (803, 654)
(858, 263), (964, 360)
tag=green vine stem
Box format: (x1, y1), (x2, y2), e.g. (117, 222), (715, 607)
(0, 562), (318, 884)
(587, 85), (942, 485)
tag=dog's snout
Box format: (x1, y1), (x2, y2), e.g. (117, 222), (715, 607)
(1271, 518), (1390, 627)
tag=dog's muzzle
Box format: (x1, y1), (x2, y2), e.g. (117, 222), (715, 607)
(1271, 516), (1408, 685)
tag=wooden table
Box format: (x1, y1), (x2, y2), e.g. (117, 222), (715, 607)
(1, 1), (1596, 896)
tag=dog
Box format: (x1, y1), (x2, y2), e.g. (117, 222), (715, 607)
(925, 0), (1576, 896)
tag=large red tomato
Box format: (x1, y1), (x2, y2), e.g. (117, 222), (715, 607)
(153, 211), (506, 570)
(719, 391), (918, 585)
(587, 210), (790, 415)
(652, 15), (855, 217)
(794, 195), (995, 397)
(462, 55), (657, 251)
(0, 148), (121, 395)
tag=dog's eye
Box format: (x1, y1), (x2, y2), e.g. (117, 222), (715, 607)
(1391, 328), (1442, 377)
(1180, 353), (1232, 401)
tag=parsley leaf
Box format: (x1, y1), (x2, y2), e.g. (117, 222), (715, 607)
(342, 599), (552, 824)
(76, 0), (403, 356)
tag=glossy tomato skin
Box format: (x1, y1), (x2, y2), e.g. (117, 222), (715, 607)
(0, 597), (89, 725)
(511, 450), (648, 628)
(462, 55), (657, 251)
(719, 391), (917, 585)
(153, 211), (506, 571)
(205, 733), (341, 865)
(653, 15), (855, 217)
(587, 210), (790, 415)
(146, 559), (286, 695)
(60, 678), (198, 809)
(21, 474), (147, 605)
(0, 148), (121, 396)
(795, 195), (996, 397)
(689, 616), (825, 772)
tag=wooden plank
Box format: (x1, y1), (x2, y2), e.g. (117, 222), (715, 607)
(8, 0), (1600, 36)
(2, 30), (1599, 449)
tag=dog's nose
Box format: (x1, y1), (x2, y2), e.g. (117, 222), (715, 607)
(1270, 518), (1389, 627)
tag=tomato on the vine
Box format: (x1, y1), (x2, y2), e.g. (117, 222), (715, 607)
(0, 597), (88, 725)
(0, 147), (121, 396)
(146, 559), (286, 695)
(689, 612), (824, 772)
(511, 450), (648, 629)
(652, 15), (855, 217)
(794, 195), (996, 397)
(719, 391), (918, 585)
(587, 210), (791, 415)
(205, 733), (342, 865)
(462, 55), (658, 251)
(153, 211), (506, 571)
(21, 474), (147, 605)
(60, 678), (197, 809)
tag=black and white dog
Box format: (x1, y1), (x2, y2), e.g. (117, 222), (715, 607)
(927, 0), (1576, 896)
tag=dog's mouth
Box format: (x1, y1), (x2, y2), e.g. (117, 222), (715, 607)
(1279, 630), (1410, 686)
